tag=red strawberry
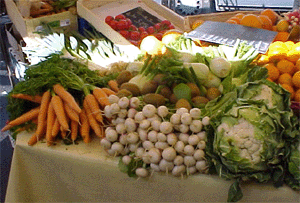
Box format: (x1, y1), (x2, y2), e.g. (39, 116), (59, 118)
(147, 26), (155, 34)
(138, 27), (146, 33)
(119, 30), (130, 39)
(130, 31), (141, 41)
(140, 31), (149, 40)
(109, 20), (118, 30)
(105, 16), (114, 24)
(115, 14), (126, 21)
(117, 20), (128, 30)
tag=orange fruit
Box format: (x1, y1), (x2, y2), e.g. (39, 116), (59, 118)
(278, 73), (293, 86)
(261, 9), (278, 25)
(287, 49), (300, 63)
(268, 49), (287, 62)
(272, 25), (277, 31)
(281, 83), (295, 99)
(226, 19), (238, 24)
(264, 63), (280, 81)
(256, 54), (269, 65)
(229, 17), (241, 24)
(292, 71), (300, 88)
(191, 20), (204, 30)
(240, 14), (263, 29)
(294, 89), (300, 102)
(296, 58), (300, 72)
(284, 41), (295, 51)
(276, 19), (290, 32)
(258, 15), (273, 30)
(234, 13), (245, 20)
(277, 59), (295, 74)
(274, 32), (290, 42)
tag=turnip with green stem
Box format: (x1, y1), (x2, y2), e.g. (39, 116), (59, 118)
(117, 109), (127, 118)
(122, 155), (132, 165)
(148, 130), (158, 142)
(201, 116), (210, 126)
(188, 134), (200, 146)
(134, 112), (145, 122)
(179, 124), (189, 133)
(196, 131), (206, 141)
(174, 155), (184, 166)
(184, 145), (195, 156)
(104, 105), (113, 118)
(118, 96), (129, 109)
(190, 120), (203, 133)
(176, 108), (188, 115)
(160, 121), (173, 134)
(129, 97), (140, 109)
(148, 148), (161, 164)
(179, 133), (189, 144)
(119, 134), (128, 145)
(190, 108), (201, 119)
(110, 103), (120, 115)
(194, 149), (205, 161)
(184, 156), (196, 167)
(197, 140), (206, 150)
(181, 113), (192, 125)
(155, 141), (169, 150)
(162, 147), (177, 161)
(150, 163), (161, 172)
(151, 120), (161, 132)
(157, 132), (167, 142)
(136, 167), (149, 178)
(124, 118), (136, 132)
(108, 94), (119, 104)
(167, 133), (178, 146)
(116, 123), (126, 134)
(135, 147), (145, 158)
(172, 165), (186, 177)
(100, 138), (111, 149)
(142, 104), (157, 118)
(159, 159), (174, 172)
(127, 108), (138, 119)
(111, 142), (124, 155)
(174, 141), (185, 153)
(143, 140), (154, 150)
(137, 128), (148, 141)
(170, 113), (181, 125)
(139, 119), (151, 129)
(127, 132), (139, 144)
(196, 160), (208, 172)
(106, 129), (118, 142)
(157, 106), (169, 118)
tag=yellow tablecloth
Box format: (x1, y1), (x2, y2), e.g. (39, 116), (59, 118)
(5, 132), (300, 202)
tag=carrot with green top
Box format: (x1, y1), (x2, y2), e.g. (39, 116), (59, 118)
(35, 90), (51, 137)
(70, 120), (79, 142)
(53, 84), (81, 114)
(51, 118), (60, 138)
(79, 109), (90, 143)
(11, 93), (42, 103)
(64, 101), (80, 123)
(1, 107), (40, 132)
(92, 87), (111, 108)
(46, 100), (56, 146)
(51, 95), (69, 131)
(101, 87), (116, 96)
(84, 94), (103, 123)
(83, 99), (102, 138)
(108, 80), (119, 93)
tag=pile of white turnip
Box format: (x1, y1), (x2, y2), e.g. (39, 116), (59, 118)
(100, 95), (210, 178)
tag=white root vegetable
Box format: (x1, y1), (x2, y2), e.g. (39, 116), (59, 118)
(188, 134), (200, 146)
(106, 129), (118, 142)
(110, 103), (120, 115)
(127, 108), (138, 118)
(180, 113), (192, 125)
(148, 148), (161, 164)
(148, 130), (158, 142)
(118, 97), (129, 109)
(173, 155), (184, 166)
(157, 106), (169, 118)
(117, 109), (127, 118)
(108, 94), (119, 104)
(143, 141), (155, 150)
(135, 147), (145, 158)
(167, 133), (178, 146)
(172, 165), (186, 176)
(197, 131), (207, 141)
(190, 120), (203, 133)
(147, 114), (162, 122)
(111, 142), (124, 155)
(184, 145), (195, 156)
(179, 124), (189, 133)
(155, 141), (169, 150)
(134, 112), (145, 122)
(129, 97), (140, 109)
(160, 122), (173, 134)
(142, 152), (151, 164)
(142, 104), (157, 118)
(137, 128), (148, 141)
(210, 57), (231, 78)
(179, 133), (189, 144)
(196, 160), (208, 172)
(136, 168), (149, 178)
(202, 116), (210, 126)
(139, 119), (151, 129)
(127, 132), (139, 144)
(114, 117), (125, 125)
(176, 108), (188, 115)
(194, 149), (205, 161)
(162, 147), (177, 161)
(157, 132), (167, 142)
(189, 108), (201, 119)
(122, 155), (132, 165)
(104, 105), (113, 118)
(125, 118), (137, 132)
(105, 127), (114, 135)
(121, 147), (130, 156)
(119, 134), (128, 145)
(128, 143), (139, 152)
(107, 149), (116, 156)
(116, 123), (126, 134)
(100, 138), (111, 149)
(184, 156), (196, 167)
(174, 141), (185, 153)
(151, 120), (162, 132)
(159, 159), (174, 172)
(197, 140), (206, 150)
(187, 166), (197, 175)
(150, 163), (161, 172)
(170, 114), (181, 125)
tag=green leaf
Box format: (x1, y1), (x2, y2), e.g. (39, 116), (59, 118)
(173, 83), (192, 102)
(118, 157), (129, 173)
(227, 180), (243, 202)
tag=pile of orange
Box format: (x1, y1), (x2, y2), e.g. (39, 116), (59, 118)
(226, 9), (290, 42)
(256, 41), (300, 102)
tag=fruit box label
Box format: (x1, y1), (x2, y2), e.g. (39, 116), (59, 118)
(122, 7), (161, 29)
(186, 21), (278, 53)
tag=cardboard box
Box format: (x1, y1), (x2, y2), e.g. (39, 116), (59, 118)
(5, 0), (78, 38)
(77, 0), (188, 47)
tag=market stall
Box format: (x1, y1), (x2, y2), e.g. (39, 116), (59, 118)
(2, 0), (300, 202)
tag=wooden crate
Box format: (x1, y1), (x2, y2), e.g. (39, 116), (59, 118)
(5, 0), (78, 38)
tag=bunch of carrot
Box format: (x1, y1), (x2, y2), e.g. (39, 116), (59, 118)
(1, 82), (118, 146)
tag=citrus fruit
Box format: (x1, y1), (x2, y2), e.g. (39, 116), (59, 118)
(264, 63), (280, 81)
(274, 32), (290, 42)
(296, 58), (300, 72)
(277, 59), (295, 74)
(261, 9), (278, 25)
(276, 19), (289, 32)
(258, 15), (273, 30)
(191, 20), (204, 30)
(294, 89), (300, 102)
(240, 14), (263, 28)
(229, 17), (241, 24)
(226, 19), (238, 24)
(278, 73), (293, 86)
(292, 71), (300, 88)
(281, 83), (295, 99)
(234, 13), (245, 20)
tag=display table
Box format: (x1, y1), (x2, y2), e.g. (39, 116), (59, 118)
(5, 132), (300, 202)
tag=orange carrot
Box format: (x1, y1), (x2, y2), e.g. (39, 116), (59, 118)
(92, 87), (111, 108)
(53, 84), (81, 114)
(84, 94), (103, 123)
(51, 117), (60, 138)
(83, 99), (103, 137)
(11, 93), (42, 103)
(35, 90), (51, 137)
(46, 101), (56, 146)
(101, 87), (116, 96)
(1, 107), (40, 132)
(70, 120), (79, 142)
(64, 101), (80, 123)
(60, 128), (67, 139)
(79, 109), (90, 143)
(108, 80), (119, 93)
(52, 95), (69, 131)
(28, 133), (39, 146)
